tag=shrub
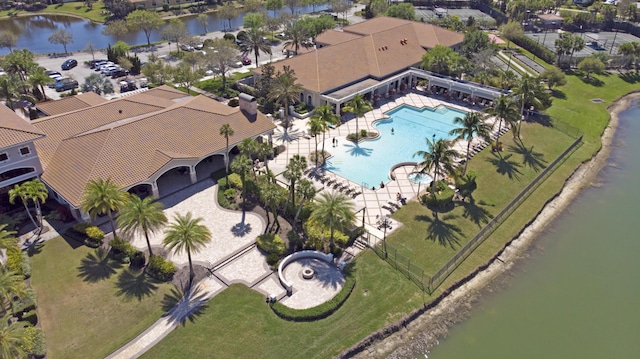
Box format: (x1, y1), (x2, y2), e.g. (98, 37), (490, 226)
(85, 226), (104, 240)
(21, 252), (31, 279)
(266, 253), (279, 266)
(360, 129), (367, 137)
(12, 296), (36, 317)
(223, 188), (236, 200)
(110, 237), (136, 263)
(227, 173), (242, 190)
(271, 264), (356, 321)
(510, 34), (555, 65)
(146, 255), (177, 281)
(84, 237), (102, 248)
(304, 219), (349, 249)
(223, 33), (236, 42)
(422, 187), (455, 208)
(73, 222), (91, 233)
(217, 190), (230, 208)
(23, 326), (46, 358)
(130, 251), (146, 267)
(21, 309), (38, 326)
(228, 98), (240, 107)
(256, 233), (286, 256)
(6, 245), (23, 275)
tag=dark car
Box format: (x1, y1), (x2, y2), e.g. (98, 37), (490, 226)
(61, 59), (78, 70)
(240, 57), (251, 65)
(111, 69), (129, 79)
(55, 79), (79, 92)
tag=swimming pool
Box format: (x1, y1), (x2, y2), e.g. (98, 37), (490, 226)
(323, 105), (467, 187)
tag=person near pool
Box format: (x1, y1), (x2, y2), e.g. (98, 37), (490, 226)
(391, 127), (394, 134)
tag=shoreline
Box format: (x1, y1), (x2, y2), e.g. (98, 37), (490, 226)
(347, 91), (640, 358)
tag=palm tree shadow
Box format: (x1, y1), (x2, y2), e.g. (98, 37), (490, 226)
(273, 127), (304, 143)
(161, 284), (210, 326)
(344, 143), (373, 157)
(77, 248), (122, 283)
(416, 214), (463, 249)
(509, 142), (547, 172)
(461, 199), (494, 228)
(231, 222), (252, 237)
(486, 152), (523, 180)
(115, 268), (160, 301)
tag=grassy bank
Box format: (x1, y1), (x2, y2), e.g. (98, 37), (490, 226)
(0, 2), (108, 22)
(29, 237), (174, 359)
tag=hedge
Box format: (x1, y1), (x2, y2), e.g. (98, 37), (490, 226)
(23, 326), (46, 358)
(510, 34), (556, 65)
(145, 255), (177, 282)
(256, 233), (286, 256)
(270, 264), (356, 321)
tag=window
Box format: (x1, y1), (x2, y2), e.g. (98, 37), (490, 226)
(20, 147), (31, 156)
(0, 153), (7, 162)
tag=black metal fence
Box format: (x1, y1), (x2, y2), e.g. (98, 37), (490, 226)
(427, 134), (583, 292)
(363, 232), (432, 292)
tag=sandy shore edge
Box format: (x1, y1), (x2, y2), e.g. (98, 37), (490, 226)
(349, 92), (640, 358)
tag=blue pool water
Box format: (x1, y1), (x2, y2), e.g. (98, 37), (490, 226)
(323, 105), (467, 187)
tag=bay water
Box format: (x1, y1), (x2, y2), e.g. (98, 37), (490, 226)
(428, 100), (640, 359)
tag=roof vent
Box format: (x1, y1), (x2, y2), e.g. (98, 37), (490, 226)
(118, 109), (123, 114)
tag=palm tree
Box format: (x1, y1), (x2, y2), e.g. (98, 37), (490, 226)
(343, 94), (373, 141)
(230, 155), (253, 208)
(268, 66), (303, 129)
(311, 104), (339, 163)
(261, 183), (283, 233)
(283, 154), (307, 213)
(244, 27), (272, 67)
(413, 138), (460, 196)
(80, 178), (128, 238)
(0, 73), (36, 111)
(294, 179), (316, 227)
(283, 21), (309, 55)
(0, 313), (28, 359)
(28, 66), (51, 101)
(307, 117), (324, 167)
(512, 75), (545, 139)
(0, 225), (17, 251)
(22, 180), (48, 229)
(618, 41), (640, 71)
(163, 212), (212, 287)
(219, 124), (234, 188)
(0, 266), (27, 314)
(255, 141), (273, 175)
(568, 34), (585, 67)
(486, 94), (520, 144)
(309, 192), (356, 250)
(8, 183), (38, 231)
(449, 112), (492, 175)
(117, 195), (167, 257)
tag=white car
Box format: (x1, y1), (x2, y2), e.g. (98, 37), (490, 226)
(101, 65), (119, 75)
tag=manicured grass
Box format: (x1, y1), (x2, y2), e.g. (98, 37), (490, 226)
(29, 237), (174, 359)
(42, 2), (108, 23)
(141, 251), (424, 359)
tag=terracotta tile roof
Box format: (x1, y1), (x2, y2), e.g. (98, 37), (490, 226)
(33, 86), (182, 168)
(0, 105), (45, 148)
(36, 92), (107, 117)
(255, 17), (463, 94)
(538, 13), (564, 22)
(315, 30), (362, 46)
(39, 94), (275, 207)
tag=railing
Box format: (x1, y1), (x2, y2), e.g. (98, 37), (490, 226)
(427, 135), (583, 292)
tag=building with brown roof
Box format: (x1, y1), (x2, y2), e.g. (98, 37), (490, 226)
(30, 87), (276, 220)
(35, 92), (107, 117)
(256, 17), (464, 114)
(0, 105), (46, 204)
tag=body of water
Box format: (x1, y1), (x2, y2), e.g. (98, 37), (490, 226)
(0, 4), (328, 55)
(324, 105), (466, 186)
(427, 100), (640, 358)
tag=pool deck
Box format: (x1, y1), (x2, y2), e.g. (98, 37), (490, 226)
(270, 90), (502, 238)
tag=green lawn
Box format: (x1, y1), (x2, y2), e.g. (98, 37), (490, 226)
(141, 251), (424, 359)
(29, 237), (174, 359)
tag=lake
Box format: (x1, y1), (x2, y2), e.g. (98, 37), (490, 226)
(427, 99), (640, 358)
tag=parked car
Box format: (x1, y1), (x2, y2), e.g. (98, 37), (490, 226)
(89, 59), (107, 69)
(119, 79), (137, 93)
(229, 61), (243, 68)
(49, 75), (69, 88)
(180, 44), (194, 52)
(101, 65), (119, 76)
(61, 59), (78, 70)
(110, 69), (128, 79)
(46, 70), (62, 78)
(55, 79), (79, 92)
(240, 56), (251, 65)
(96, 62), (114, 72)
(205, 69), (215, 76)
(139, 78), (148, 88)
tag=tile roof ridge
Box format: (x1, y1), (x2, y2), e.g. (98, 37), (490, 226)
(367, 34), (381, 77)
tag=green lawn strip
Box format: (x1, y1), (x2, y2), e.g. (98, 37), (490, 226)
(387, 122), (574, 274)
(40, 2), (107, 23)
(141, 251), (424, 359)
(29, 237), (174, 359)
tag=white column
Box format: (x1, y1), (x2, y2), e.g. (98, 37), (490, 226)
(151, 181), (159, 198)
(189, 166), (197, 184)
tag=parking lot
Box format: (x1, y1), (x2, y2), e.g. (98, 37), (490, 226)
(526, 30), (640, 58)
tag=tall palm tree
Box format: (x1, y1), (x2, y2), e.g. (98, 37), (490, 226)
(21, 180), (48, 229)
(0, 313), (28, 359)
(238, 138), (258, 179)
(28, 66), (51, 101)
(283, 154), (307, 213)
(311, 104), (339, 162)
(449, 111), (492, 175)
(486, 94), (520, 143)
(268, 65), (303, 128)
(8, 183), (38, 231)
(0, 225), (17, 251)
(512, 75), (545, 139)
(163, 212), (212, 287)
(294, 179), (316, 227)
(0, 73), (36, 111)
(219, 123), (234, 188)
(283, 21), (309, 55)
(244, 27), (272, 67)
(618, 41), (640, 71)
(80, 178), (128, 238)
(413, 138), (460, 196)
(310, 192), (356, 250)
(307, 117), (324, 167)
(568, 34), (585, 67)
(230, 155), (253, 208)
(343, 94), (373, 141)
(255, 141), (273, 175)
(117, 195), (167, 257)
(261, 183), (283, 233)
